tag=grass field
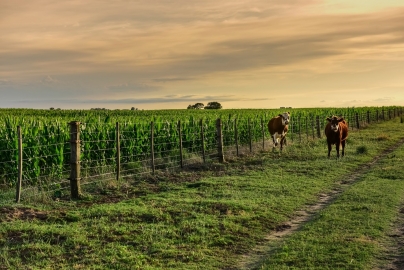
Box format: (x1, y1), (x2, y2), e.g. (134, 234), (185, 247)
(1, 116), (404, 269)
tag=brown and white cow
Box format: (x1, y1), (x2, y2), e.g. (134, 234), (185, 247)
(268, 112), (290, 151)
(324, 116), (348, 158)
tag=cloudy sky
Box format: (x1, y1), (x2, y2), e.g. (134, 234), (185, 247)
(1, 0), (404, 110)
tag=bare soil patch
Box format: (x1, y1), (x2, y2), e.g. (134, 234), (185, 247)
(0, 207), (49, 222)
(379, 206), (404, 270)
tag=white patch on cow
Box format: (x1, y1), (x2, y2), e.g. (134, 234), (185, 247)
(331, 123), (339, 132)
(280, 112), (290, 125)
(273, 132), (283, 146)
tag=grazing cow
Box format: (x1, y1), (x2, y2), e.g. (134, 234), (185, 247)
(268, 112), (290, 151)
(324, 116), (348, 158)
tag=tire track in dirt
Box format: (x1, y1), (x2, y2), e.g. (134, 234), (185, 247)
(235, 137), (404, 270)
(378, 207), (404, 270)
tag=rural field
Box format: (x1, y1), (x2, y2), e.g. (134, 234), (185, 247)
(1, 107), (404, 269)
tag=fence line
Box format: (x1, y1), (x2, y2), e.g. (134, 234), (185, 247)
(1, 108), (403, 204)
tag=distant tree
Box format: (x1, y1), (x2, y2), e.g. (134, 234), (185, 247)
(187, 103), (205, 109)
(204, 102), (222, 109)
(49, 107), (55, 110)
(131, 107), (138, 111)
(194, 103), (204, 109)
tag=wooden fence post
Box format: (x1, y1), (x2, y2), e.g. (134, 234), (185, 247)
(261, 118), (265, 150)
(355, 113), (360, 129)
(248, 118), (252, 153)
(69, 121), (81, 199)
(316, 116), (321, 138)
(150, 121), (155, 173)
(311, 116), (315, 139)
(376, 110), (379, 122)
(367, 111), (370, 124)
(291, 117), (294, 142)
(382, 109), (385, 121)
(15, 126), (23, 203)
(298, 117), (301, 143)
(235, 119), (239, 156)
(200, 119), (206, 163)
(116, 122), (120, 181)
(351, 113), (354, 130)
(305, 116), (309, 141)
(178, 120), (183, 168)
(216, 118), (225, 163)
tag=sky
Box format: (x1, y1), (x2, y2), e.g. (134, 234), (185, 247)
(1, 0), (404, 110)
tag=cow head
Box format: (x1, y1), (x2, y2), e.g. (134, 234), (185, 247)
(327, 116), (344, 132)
(278, 112), (290, 125)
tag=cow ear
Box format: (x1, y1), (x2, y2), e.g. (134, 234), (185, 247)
(287, 112), (290, 115)
(338, 118), (345, 122)
(326, 117), (331, 122)
(278, 114), (283, 117)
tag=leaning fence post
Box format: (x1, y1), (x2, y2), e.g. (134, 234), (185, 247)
(15, 126), (23, 203)
(216, 118), (225, 163)
(116, 122), (120, 181)
(69, 121), (81, 199)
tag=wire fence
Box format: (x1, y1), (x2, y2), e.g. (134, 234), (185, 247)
(0, 108), (403, 204)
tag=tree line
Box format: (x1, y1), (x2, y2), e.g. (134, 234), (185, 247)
(187, 102), (222, 110)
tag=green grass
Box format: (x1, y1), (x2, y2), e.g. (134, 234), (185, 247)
(260, 143), (404, 270)
(0, 118), (404, 269)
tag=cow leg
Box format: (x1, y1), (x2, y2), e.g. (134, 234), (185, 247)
(327, 143), (332, 158)
(272, 134), (278, 147)
(280, 136), (286, 151)
(341, 141), (346, 157)
(336, 143), (340, 158)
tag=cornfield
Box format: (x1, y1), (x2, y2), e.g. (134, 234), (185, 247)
(0, 106), (402, 203)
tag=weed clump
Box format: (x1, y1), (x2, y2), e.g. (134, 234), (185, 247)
(376, 134), (389, 141)
(356, 146), (368, 155)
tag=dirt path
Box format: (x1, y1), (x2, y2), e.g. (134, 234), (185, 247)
(235, 138), (404, 270)
(379, 205), (404, 270)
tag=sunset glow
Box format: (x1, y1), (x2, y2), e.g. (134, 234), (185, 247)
(1, 0), (404, 109)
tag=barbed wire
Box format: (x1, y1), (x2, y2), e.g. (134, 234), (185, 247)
(0, 160), (17, 166)
(21, 152), (70, 162)
(22, 165), (69, 175)
(0, 109), (402, 204)
(81, 163), (116, 172)
(82, 171), (116, 181)
(0, 148), (18, 154)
